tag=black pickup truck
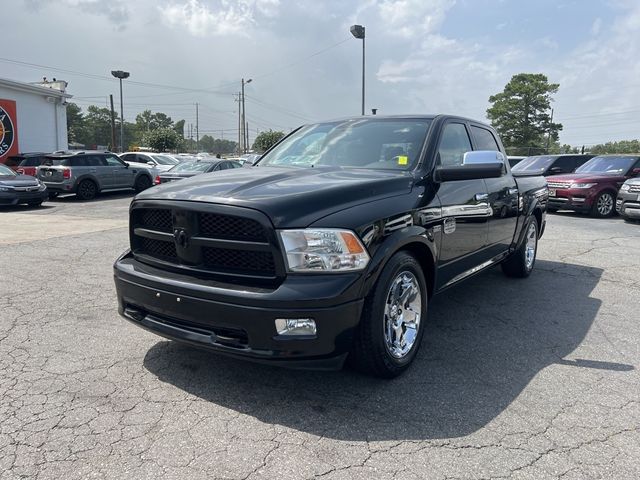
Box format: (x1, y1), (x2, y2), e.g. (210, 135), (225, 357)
(114, 115), (548, 377)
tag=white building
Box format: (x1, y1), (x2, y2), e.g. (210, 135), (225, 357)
(0, 77), (72, 157)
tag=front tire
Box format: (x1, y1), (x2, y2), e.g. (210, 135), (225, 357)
(28, 200), (43, 207)
(350, 252), (427, 378)
(502, 217), (538, 278)
(591, 191), (615, 217)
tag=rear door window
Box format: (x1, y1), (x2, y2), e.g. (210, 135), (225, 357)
(471, 126), (500, 151)
(70, 156), (89, 167)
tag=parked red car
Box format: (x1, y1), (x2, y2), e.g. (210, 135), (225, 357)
(547, 155), (640, 217)
(4, 153), (49, 177)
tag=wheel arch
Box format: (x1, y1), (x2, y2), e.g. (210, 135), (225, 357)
(361, 227), (437, 300)
(75, 175), (101, 192)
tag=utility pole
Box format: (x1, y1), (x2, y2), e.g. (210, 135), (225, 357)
(195, 102), (199, 152)
(236, 93), (242, 154)
(241, 78), (252, 153)
(245, 121), (249, 152)
(109, 94), (116, 151)
(545, 108), (554, 153)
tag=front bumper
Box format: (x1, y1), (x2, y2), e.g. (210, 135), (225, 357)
(0, 189), (49, 206)
(114, 251), (364, 369)
(547, 188), (594, 212)
(617, 192), (640, 218)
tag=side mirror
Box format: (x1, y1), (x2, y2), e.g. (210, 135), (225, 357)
(549, 166), (565, 174)
(632, 168), (640, 177)
(436, 163), (504, 182)
(463, 150), (507, 166)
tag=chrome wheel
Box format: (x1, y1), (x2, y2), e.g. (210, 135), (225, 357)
(525, 221), (537, 271)
(596, 193), (614, 216)
(383, 271), (422, 359)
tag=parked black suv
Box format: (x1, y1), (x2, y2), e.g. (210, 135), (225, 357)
(511, 154), (594, 176)
(38, 151), (154, 200)
(114, 115), (548, 377)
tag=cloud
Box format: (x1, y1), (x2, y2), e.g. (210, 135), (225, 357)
(377, 0), (455, 38)
(22, 0), (130, 26)
(159, 0), (280, 36)
(590, 17), (602, 35)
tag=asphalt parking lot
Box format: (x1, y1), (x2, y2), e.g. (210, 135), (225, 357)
(1, 193), (639, 480)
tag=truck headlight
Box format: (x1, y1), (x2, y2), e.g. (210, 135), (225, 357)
(620, 183), (630, 192)
(279, 229), (370, 272)
(570, 183), (596, 189)
(0, 186), (13, 192)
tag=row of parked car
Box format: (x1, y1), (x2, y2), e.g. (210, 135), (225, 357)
(510, 153), (640, 221)
(0, 150), (257, 206)
(1, 150), (639, 222)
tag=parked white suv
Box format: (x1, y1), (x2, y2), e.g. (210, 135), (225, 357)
(119, 152), (179, 173)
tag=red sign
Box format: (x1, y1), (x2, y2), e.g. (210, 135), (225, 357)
(0, 99), (19, 163)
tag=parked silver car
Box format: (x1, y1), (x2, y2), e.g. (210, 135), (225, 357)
(37, 151), (154, 200)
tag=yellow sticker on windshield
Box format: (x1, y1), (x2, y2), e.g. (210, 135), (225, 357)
(398, 155), (408, 165)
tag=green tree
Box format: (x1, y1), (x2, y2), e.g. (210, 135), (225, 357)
(66, 102), (88, 145)
(174, 119), (185, 138)
(142, 127), (183, 152)
(213, 139), (237, 154)
(83, 105), (113, 148)
(589, 139), (640, 154)
(198, 134), (215, 152)
(253, 130), (285, 152)
(487, 73), (563, 155)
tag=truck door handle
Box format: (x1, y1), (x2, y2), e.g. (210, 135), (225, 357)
(474, 193), (489, 201)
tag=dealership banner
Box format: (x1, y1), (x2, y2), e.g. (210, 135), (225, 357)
(0, 99), (19, 162)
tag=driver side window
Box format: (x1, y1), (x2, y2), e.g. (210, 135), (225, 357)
(438, 123), (472, 167)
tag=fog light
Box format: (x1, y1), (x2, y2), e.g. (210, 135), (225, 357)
(275, 318), (316, 336)
(572, 197), (585, 202)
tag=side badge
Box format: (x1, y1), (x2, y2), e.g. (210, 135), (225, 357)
(443, 218), (456, 235)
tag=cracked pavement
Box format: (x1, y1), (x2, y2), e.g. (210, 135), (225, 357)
(1, 193), (639, 479)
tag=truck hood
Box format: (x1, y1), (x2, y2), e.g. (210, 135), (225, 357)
(137, 166), (414, 227)
(547, 173), (628, 183)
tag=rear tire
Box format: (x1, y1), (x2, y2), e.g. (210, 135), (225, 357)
(48, 192), (59, 199)
(350, 251), (427, 378)
(591, 191), (615, 218)
(502, 217), (538, 278)
(76, 180), (97, 201)
(547, 207), (558, 213)
(134, 175), (152, 193)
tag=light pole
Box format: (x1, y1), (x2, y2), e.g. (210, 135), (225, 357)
(111, 70), (130, 152)
(241, 78), (252, 153)
(350, 25), (365, 116)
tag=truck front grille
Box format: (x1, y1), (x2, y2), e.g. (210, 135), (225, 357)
(130, 203), (283, 284)
(629, 185), (640, 193)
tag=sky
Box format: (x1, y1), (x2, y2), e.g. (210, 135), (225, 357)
(3, 0), (640, 147)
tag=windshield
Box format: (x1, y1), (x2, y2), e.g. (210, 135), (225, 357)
(169, 161), (213, 173)
(512, 156), (556, 172)
(152, 154), (179, 165)
(575, 156), (638, 175)
(0, 164), (16, 176)
(258, 118), (432, 170)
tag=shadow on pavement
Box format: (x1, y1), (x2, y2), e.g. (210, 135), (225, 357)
(143, 260), (625, 440)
